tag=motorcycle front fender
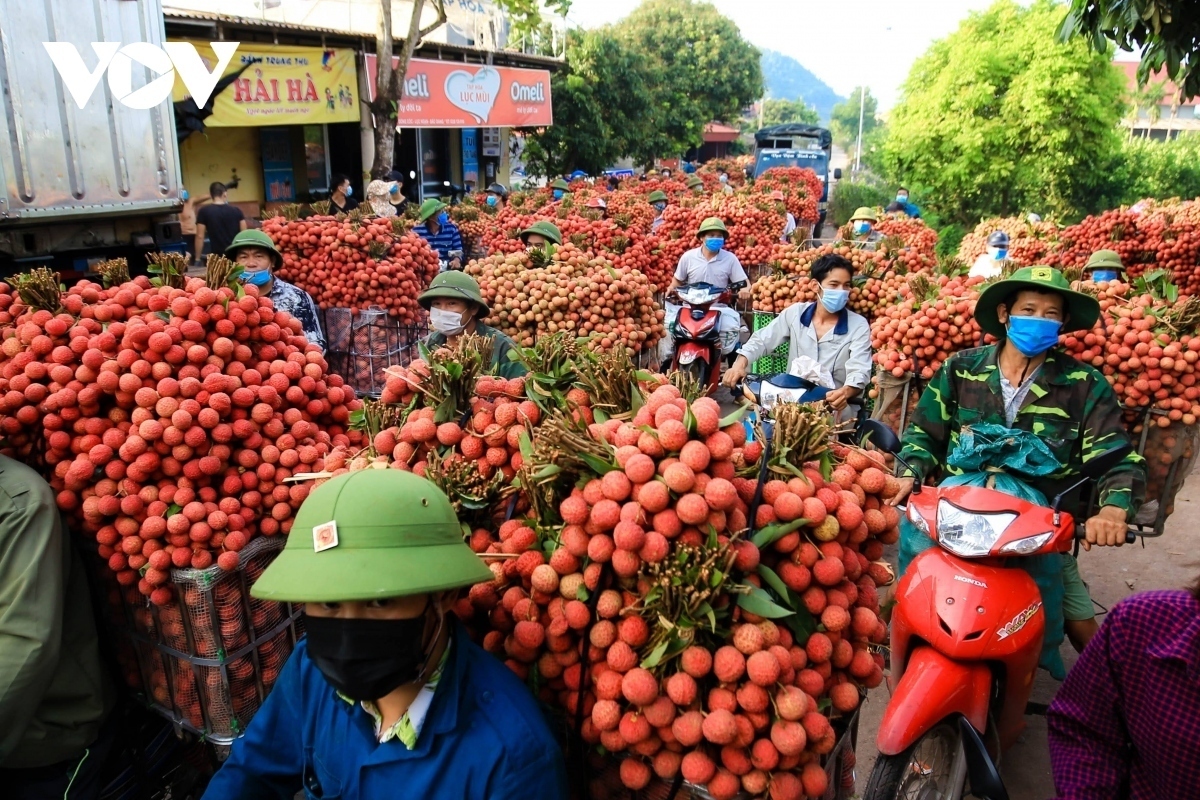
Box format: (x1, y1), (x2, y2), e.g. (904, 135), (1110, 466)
(876, 645), (991, 756)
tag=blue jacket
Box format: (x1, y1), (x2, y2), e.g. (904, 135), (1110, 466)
(202, 624), (568, 799)
(900, 200), (921, 218)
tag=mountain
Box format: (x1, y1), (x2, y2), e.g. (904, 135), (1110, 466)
(760, 49), (845, 124)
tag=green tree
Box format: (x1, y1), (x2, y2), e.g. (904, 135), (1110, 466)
(878, 0), (1126, 224)
(761, 98), (820, 127)
(1059, 0), (1200, 100)
(615, 0), (763, 164)
(520, 28), (652, 177)
(369, 0), (569, 178)
(1128, 80), (1167, 137)
(829, 87), (879, 152)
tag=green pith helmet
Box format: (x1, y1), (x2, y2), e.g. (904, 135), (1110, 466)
(519, 220), (563, 245)
(697, 217), (729, 238)
(419, 270), (487, 316)
(648, 190), (668, 203)
(1085, 249), (1124, 270)
(850, 207), (879, 223)
(418, 198), (447, 222)
(974, 266), (1101, 338)
(225, 229), (283, 269)
(551, 178), (570, 191)
(686, 175), (704, 189)
(249, 470), (493, 603)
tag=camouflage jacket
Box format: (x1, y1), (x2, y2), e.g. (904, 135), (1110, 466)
(423, 323), (527, 380)
(900, 345), (1146, 520)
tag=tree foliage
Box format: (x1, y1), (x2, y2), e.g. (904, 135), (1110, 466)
(760, 98), (820, 127)
(615, 0), (763, 163)
(1106, 135), (1200, 205)
(520, 28), (652, 177)
(829, 87), (880, 151)
(879, 0), (1127, 224)
(1059, 0), (1200, 100)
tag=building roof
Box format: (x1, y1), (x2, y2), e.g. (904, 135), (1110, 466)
(703, 122), (740, 143)
(1117, 60), (1198, 107)
(163, 7), (564, 70)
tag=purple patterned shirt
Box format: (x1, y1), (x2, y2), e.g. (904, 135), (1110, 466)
(1048, 590), (1200, 799)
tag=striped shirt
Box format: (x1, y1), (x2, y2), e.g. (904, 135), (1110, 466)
(413, 219), (464, 262)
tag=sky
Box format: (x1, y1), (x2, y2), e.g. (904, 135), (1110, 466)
(563, 0), (1014, 111)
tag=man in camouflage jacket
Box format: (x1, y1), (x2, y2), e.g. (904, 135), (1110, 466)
(891, 266), (1146, 651)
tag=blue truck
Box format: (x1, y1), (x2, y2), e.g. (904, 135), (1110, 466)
(753, 124), (841, 232)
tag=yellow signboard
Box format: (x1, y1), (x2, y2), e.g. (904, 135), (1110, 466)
(171, 41), (360, 127)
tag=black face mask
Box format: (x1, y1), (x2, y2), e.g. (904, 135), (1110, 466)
(304, 606), (443, 701)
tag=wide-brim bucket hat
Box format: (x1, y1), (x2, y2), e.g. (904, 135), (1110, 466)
(250, 470), (494, 603)
(974, 266), (1100, 338)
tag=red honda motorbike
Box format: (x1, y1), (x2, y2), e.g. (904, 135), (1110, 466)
(858, 419), (1133, 800)
(669, 282), (732, 390)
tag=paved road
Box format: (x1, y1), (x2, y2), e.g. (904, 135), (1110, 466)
(852, 467), (1200, 798)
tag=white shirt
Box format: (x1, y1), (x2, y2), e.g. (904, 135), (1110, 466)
(739, 301), (873, 395)
(970, 252), (1005, 279)
(782, 213), (797, 241)
(673, 246), (749, 289)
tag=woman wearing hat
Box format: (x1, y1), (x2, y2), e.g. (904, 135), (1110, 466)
(648, 191), (669, 233)
(414, 199), (464, 270)
(660, 217), (750, 366)
(892, 266), (1146, 652)
(201, 471), (567, 800)
(225, 230), (326, 352)
(418, 272), (526, 379)
(843, 207), (882, 250)
(365, 180), (399, 218)
(484, 183), (508, 210)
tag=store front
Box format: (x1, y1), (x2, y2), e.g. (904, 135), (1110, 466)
(364, 56), (553, 201)
(171, 40), (362, 217)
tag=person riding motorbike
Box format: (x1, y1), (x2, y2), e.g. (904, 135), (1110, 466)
(200, 470), (567, 800)
(1082, 249), (1126, 284)
(660, 217), (750, 368)
(685, 175), (704, 195)
(414, 200), (464, 270)
(517, 221), (562, 255)
(418, 272), (527, 380)
(724, 253), (871, 423)
(771, 190), (798, 242)
(843, 207), (882, 250)
(970, 230), (1011, 278)
(891, 266), (1146, 653)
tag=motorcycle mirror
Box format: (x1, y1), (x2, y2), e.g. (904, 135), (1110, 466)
(857, 419), (900, 454)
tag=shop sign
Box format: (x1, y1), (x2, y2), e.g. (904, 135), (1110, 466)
(481, 127), (501, 157)
(170, 41), (360, 126)
(365, 56), (552, 128)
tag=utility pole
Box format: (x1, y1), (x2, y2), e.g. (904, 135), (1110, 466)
(854, 86), (865, 172)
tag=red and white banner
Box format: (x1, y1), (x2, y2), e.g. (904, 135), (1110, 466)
(364, 55), (553, 128)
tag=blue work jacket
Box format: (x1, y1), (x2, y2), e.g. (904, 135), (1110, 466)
(202, 623), (568, 799)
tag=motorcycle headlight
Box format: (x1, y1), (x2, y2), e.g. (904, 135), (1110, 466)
(999, 531), (1054, 556)
(937, 500), (1017, 558)
(907, 503), (930, 537)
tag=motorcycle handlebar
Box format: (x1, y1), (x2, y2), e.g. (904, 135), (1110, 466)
(1074, 523), (1138, 545)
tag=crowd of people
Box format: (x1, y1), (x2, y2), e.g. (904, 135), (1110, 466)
(5, 171), (1195, 800)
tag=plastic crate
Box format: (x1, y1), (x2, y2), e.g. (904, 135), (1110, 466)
(95, 537), (302, 745)
(750, 312), (789, 375)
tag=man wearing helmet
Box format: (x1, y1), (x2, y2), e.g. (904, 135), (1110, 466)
(202, 470), (566, 800)
(648, 191), (669, 232)
(661, 217), (750, 366)
(970, 231), (1011, 279)
(418, 272), (527, 379)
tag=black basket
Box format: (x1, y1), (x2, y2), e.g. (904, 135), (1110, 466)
(323, 306), (428, 398)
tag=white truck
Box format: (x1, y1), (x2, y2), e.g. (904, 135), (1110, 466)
(0, 0), (183, 277)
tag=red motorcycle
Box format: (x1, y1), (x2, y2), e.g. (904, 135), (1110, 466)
(858, 419), (1133, 800)
(669, 282), (733, 390)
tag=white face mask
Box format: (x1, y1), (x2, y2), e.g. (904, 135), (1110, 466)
(429, 307), (467, 334)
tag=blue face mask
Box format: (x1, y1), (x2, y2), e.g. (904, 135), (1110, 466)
(344, 185), (352, 197)
(437, 211), (449, 226)
(704, 237), (724, 253)
(240, 269), (271, 287)
(486, 195), (499, 207)
(653, 201), (667, 212)
(181, 189), (189, 201)
(1091, 269), (1118, 283)
(553, 189), (564, 200)
(1006, 315), (1062, 357)
(853, 221), (871, 235)
(820, 287), (850, 313)
(896, 195), (907, 204)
